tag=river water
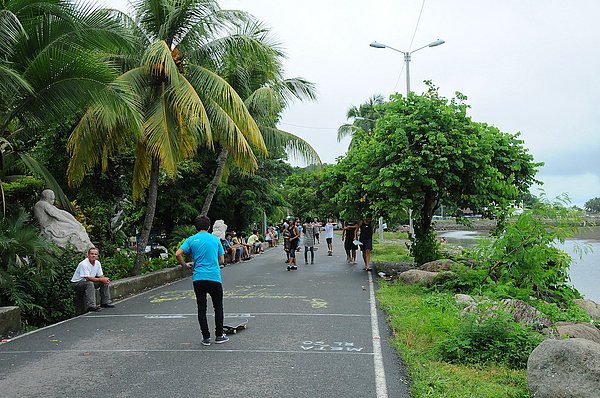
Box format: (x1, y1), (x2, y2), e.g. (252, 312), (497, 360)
(438, 230), (600, 303)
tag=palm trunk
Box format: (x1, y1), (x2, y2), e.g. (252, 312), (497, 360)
(133, 157), (160, 276)
(200, 146), (228, 217)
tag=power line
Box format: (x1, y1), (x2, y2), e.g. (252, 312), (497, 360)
(279, 122), (338, 130)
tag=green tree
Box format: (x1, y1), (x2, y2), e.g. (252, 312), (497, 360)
(67, 0), (270, 275)
(337, 94), (384, 146)
(584, 197), (600, 213)
(335, 85), (540, 264)
(0, 1), (132, 214)
(199, 20), (319, 217)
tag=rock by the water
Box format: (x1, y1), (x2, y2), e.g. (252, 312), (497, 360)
(501, 299), (551, 329)
(574, 299), (600, 321)
(398, 269), (439, 287)
(419, 259), (457, 272)
(527, 338), (600, 398)
(454, 294), (475, 304)
(555, 322), (600, 344)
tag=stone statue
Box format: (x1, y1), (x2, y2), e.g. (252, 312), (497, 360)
(212, 220), (227, 240)
(33, 189), (93, 252)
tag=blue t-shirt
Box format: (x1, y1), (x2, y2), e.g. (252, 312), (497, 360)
(180, 231), (225, 283)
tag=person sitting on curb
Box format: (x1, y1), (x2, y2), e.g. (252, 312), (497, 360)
(70, 247), (115, 312)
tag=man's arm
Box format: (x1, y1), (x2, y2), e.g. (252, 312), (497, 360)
(218, 255), (224, 265)
(84, 275), (110, 284)
(175, 248), (191, 269)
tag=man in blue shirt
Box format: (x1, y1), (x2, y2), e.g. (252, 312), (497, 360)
(176, 216), (228, 346)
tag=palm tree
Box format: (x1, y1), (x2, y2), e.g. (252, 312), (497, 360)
(68, 0), (272, 275)
(0, 1), (134, 214)
(337, 94), (385, 145)
(199, 20), (320, 216)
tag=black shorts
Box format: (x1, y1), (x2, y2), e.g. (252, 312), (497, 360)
(326, 237), (332, 245)
(360, 240), (373, 251)
(344, 240), (358, 251)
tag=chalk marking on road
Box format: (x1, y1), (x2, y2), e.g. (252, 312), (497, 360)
(0, 348), (374, 356)
(368, 271), (389, 398)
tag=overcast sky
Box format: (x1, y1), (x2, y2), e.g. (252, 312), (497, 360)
(98, 0), (600, 207)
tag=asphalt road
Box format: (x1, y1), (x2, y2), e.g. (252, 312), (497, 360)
(0, 242), (410, 398)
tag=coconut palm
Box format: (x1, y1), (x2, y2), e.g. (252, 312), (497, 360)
(68, 0), (272, 275)
(0, 1), (135, 214)
(337, 94), (385, 146)
(199, 20), (319, 216)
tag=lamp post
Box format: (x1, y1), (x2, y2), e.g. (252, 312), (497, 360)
(369, 39), (445, 98)
(369, 39), (444, 238)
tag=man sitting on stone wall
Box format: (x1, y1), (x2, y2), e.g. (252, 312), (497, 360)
(70, 247), (115, 312)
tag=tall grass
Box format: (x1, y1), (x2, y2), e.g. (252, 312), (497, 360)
(377, 282), (530, 398)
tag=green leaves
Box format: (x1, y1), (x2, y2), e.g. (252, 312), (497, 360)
(332, 83), (540, 264)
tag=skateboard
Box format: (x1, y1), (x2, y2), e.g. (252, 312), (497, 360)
(223, 318), (248, 334)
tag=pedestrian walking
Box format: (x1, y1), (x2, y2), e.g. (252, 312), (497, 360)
(176, 216), (229, 346)
(287, 219), (300, 270)
(303, 217), (316, 264)
(342, 221), (358, 264)
(324, 219), (335, 256)
(358, 216), (374, 271)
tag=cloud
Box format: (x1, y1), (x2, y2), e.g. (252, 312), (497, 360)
(533, 173), (600, 207)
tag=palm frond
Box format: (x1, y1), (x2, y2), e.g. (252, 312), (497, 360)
(141, 40), (181, 85)
(17, 153), (74, 213)
(0, 9), (25, 58)
(67, 76), (143, 186)
(187, 64), (266, 155)
(260, 126), (321, 166)
(337, 124), (360, 142)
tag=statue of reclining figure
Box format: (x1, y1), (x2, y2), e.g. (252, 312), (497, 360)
(34, 189), (93, 253)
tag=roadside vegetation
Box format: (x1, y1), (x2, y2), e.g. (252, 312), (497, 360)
(373, 197), (594, 398)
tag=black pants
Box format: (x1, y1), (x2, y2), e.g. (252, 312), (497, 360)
(304, 246), (314, 262)
(193, 280), (224, 339)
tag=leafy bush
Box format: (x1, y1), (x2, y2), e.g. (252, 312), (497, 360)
(531, 299), (590, 323)
(0, 210), (83, 325)
(100, 250), (135, 280)
(463, 197), (587, 304)
(437, 311), (544, 369)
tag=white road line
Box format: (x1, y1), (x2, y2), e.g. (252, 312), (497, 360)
(0, 348), (374, 356)
(368, 271), (389, 398)
(85, 312), (370, 318)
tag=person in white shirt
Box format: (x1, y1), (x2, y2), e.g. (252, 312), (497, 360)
(324, 219), (335, 256)
(70, 247), (114, 312)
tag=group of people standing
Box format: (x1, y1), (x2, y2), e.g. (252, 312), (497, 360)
(280, 216), (373, 272)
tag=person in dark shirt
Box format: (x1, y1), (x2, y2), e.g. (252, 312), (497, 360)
(358, 216), (374, 271)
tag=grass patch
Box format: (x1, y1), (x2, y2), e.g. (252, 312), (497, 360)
(377, 282), (531, 398)
(372, 242), (413, 262)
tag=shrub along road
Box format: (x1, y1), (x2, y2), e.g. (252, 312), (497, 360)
(0, 244), (409, 398)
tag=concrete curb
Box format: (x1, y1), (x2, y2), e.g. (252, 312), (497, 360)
(0, 307), (20, 338)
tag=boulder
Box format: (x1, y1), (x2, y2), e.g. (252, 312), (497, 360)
(574, 299), (600, 321)
(454, 294), (474, 305)
(527, 338), (600, 398)
(419, 258), (457, 272)
(555, 322), (600, 344)
(501, 299), (551, 329)
(398, 269), (439, 287)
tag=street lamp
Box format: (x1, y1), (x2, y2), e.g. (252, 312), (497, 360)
(369, 39), (445, 97)
(370, 39), (444, 238)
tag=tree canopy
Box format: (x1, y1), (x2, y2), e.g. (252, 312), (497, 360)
(333, 85), (541, 263)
